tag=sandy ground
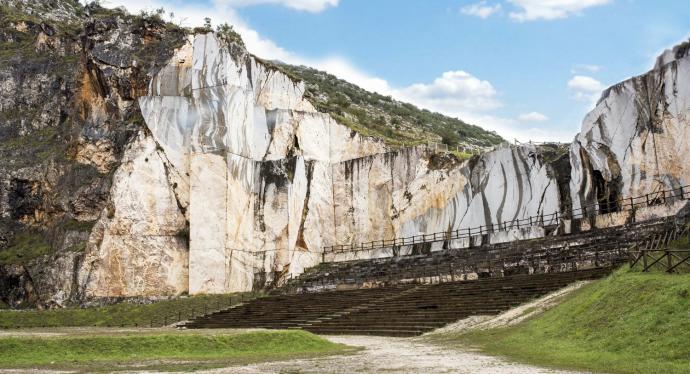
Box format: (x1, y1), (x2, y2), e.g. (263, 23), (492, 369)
(203, 335), (582, 374)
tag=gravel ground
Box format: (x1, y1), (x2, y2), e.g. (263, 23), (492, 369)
(203, 335), (583, 374)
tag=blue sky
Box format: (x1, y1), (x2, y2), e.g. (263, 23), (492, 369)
(107, 0), (690, 142)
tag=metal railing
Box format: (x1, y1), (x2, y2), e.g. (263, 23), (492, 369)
(324, 184), (689, 255)
(292, 240), (626, 293)
(513, 139), (565, 146)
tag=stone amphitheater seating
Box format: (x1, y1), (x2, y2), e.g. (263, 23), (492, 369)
(184, 268), (610, 336)
(184, 214), (687, 336)
(291, 216), (680, 292)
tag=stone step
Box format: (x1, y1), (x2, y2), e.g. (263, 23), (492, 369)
(185, 268), (613, 336)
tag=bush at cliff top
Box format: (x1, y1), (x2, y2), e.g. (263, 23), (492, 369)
(439, 268), (690, 374)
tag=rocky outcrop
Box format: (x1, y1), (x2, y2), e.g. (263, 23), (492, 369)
(570, 41), (690, 212)
(78, 133), (188, 297)
(136, 34), (392, 294)
(131, 34), (561, 294)
(0, 2), (186, 306)
(2, 0), (690, 306)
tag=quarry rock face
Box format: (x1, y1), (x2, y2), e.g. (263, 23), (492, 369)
(134, 34), (389, 294)
(0, 3), (187, 306)
(2, 1), (690, 305)
(570, 41), (690, 211)
(78, 133), (189, 297)
(131, 34), (563, 293)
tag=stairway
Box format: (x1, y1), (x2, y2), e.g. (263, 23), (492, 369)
(184, 268), (610, 336)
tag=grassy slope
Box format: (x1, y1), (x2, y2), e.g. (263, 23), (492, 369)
(449, 268), (690, 374)
(0, 292), (261, 328)
(272, 62), (504, 148)
(0, 329), (351, 371)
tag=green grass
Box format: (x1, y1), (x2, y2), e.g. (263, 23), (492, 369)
(0, 293), (262, 328)
(449, 150), (475, 161)
(0, 230), (52, 266)
(437, 268), (690, 373)
(0, 329), (352, 371)
(667, 235), (689, 250)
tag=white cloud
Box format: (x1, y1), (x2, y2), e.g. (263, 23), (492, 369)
(568, 75), (605, 102)
(101, 0), (576, 142)
(461, 1), (502, 19)
(395, 71), (501, 113)
(567, 75), (604, 92)
(219, 0), (338, 13)
(508, 0), (611, 22)
(518, 111), (549, 122)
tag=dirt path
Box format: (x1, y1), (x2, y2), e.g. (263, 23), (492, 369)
(203, 335), (582, 374)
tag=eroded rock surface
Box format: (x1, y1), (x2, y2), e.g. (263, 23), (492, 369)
(0, 2), (187, 305)
(570, 41), (690, 211)
(136, 35), (562, 293)
(2, 0), (690, 305)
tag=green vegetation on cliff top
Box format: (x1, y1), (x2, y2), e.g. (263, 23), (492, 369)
(274, 62), (504, 148)
(438, 268), (690, 374)
(1, 0), (501, 156)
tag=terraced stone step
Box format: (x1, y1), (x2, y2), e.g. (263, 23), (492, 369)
(290, 219), (678, 292)
(184, 269), (612, 334)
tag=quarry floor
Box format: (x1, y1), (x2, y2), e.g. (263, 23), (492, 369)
(206, 335), (580, 374)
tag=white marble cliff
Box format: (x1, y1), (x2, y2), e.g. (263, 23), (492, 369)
(77, 35), (690, 299)
(570, 41), (690, 211)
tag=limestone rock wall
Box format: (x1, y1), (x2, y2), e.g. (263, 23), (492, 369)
(136, 34), (389, 294)
(326, 144), (561, 262)
(0, 3), (188, 307)
(132, 34), (562, 294)
(78, 133), (188, 297)
(570, 41), (690, 211)
(7, 2), (690, 304)
(99, 35), (690, 296)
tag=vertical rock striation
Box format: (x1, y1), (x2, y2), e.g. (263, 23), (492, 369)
(570, 41), (690, 212)
(135, 34), (562, 293)
(3, 1), (690, 304)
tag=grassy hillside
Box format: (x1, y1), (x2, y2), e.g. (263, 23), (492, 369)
(0, 292), (261, 328)
(449, 268), (690, 373)
(272, 62), (504, 148)
(0, 329), (350, 371)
